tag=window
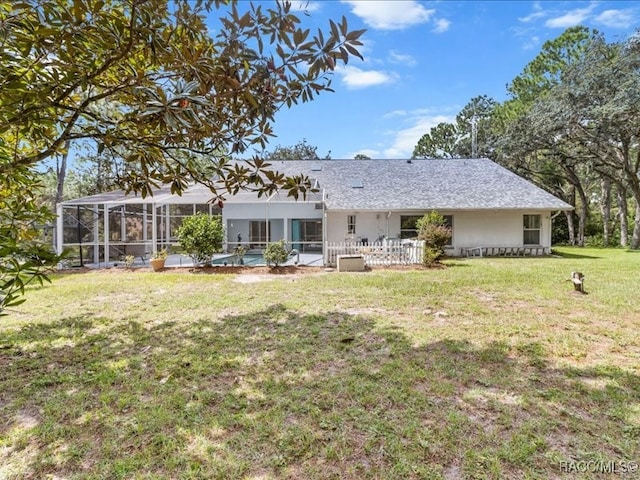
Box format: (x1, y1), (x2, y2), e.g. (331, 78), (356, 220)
(249, 220), (270, 247)
(443, 215), (453, 246)
(523, 215), (541, 245)
(347, 215), (356, 235)
(400, 215), (422, 239)
(292, 219), (323, 252)
(400, 214), (453, 246)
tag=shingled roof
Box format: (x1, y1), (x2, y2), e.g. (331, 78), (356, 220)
(269, 158), (573, 211)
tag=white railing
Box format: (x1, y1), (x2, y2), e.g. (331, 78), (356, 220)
(325, 240), (425, 266)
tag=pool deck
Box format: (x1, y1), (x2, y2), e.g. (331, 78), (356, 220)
(68, 252), (325, 270)
(162, 252), (324, 268)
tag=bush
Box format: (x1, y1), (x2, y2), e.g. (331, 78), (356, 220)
(263, 240), (288, 267)
(416, 211), (452, 266)
(176, 214), (224, 267)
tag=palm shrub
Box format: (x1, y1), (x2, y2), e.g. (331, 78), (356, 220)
(417, 211), (452, 266)
(263, 240), (288, 267)
(176, 213), (224, 267)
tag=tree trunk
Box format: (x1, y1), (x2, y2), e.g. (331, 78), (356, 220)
(600, 176), (611, 246)
(565, 211), (575, 245)
(566, 185), (576, 245)
(632, 199), (640, 250)
(54, 140), (71, 206)
(617, 186), (629, 247)
(575, 183), (588, 247)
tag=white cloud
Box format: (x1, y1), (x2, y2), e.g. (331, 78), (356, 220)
(432, 18), (451, 33)
(382, 109), (408, 119)
(518, 2), (546, 23)
(337, 66), (397, 89)
(383, 114), (455, 158)
(595, 9), (635, 29)
(545, 3), (597, 28)
(342, 0), (434, 30)
(388, 50), (417, 67)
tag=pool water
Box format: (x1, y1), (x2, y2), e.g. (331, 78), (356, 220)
(211, 254), (267, 266)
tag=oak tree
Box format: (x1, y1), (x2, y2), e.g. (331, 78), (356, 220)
(0, 0), (365, 312)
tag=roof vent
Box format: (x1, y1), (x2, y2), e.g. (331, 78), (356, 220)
(311, 164), (322, 171)
(351, 180), (364, 188)
(407, 159), (412, 164)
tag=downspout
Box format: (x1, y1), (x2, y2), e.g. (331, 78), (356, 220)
(265, 191), (277, 249)
(55, 203), (63, 264)
(322, 189), (327, 266)
(386, 210), (391, 239)
(93, 204), (100, 264)
(104, 204), (110, 266)
(151, 203), (157, 254)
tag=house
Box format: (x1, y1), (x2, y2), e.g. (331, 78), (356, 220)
(56, 158), (573, 265)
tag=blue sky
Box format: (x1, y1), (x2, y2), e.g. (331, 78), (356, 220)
(217, 1), (638, 159)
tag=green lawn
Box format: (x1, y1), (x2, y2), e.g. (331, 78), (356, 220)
(1, 247), (639, 479)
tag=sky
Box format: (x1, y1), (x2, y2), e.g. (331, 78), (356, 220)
(210, 1), (639, 160)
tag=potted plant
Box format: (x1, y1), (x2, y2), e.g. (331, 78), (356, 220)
(149, 248), (168, 271)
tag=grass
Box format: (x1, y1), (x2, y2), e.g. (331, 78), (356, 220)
(1, 247), (639, 479)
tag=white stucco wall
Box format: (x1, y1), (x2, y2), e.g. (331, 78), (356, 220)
(223, 201), (321, 250)
(443, 210), (552, 255)
(223, 203), (555, 256)
(326, 210), (553, 255)
(325, 211), (389, 243)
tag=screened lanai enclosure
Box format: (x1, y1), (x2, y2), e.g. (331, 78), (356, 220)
(56, 183), (326, 267)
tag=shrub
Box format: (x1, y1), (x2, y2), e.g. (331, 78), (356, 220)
(152, 248), (168, 260)
(263, 240), (288, 267)
(124, 255), (136, 268)
(416, 211), (452, 266)
(176, 214), (224, 267)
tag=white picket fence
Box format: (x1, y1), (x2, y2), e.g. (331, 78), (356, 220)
(325, 240), (425, 267)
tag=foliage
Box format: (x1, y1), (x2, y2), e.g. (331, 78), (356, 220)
(454, 95), (498, 159)
(0, 0), (364, 310)
(494, 27), (603, 247)
(412, 122), (459, 159)
(263, 240), (289, 267)
(0, 141), (61, 315)
(506, 26), (596, 105)
(416, 212), (452, 266)
(510, 32), (640, 248)
(553, 34), (640, 248)
(124, 255), (135, 268)
(262, 139), (330, 160)
(152, 248), (168, 260)
(0, 0), (364, 197)
(412, 96), (498, 159)
(176, 214), (224, 266)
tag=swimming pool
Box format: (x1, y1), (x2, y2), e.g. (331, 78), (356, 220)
(211, 254), (267, 266)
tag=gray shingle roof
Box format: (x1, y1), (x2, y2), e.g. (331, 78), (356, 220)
(269, 158), (573, 211)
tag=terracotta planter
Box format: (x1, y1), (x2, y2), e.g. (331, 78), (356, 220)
(149, 258), (166, 271)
